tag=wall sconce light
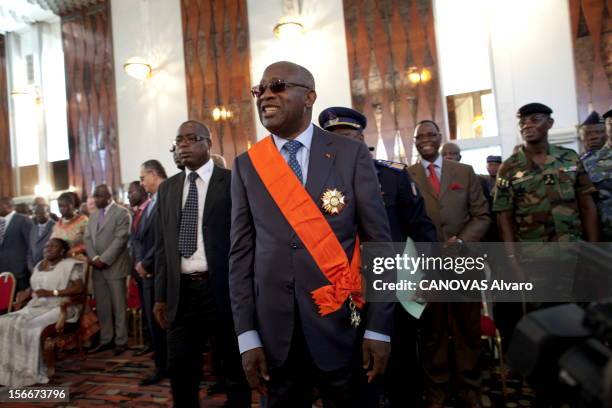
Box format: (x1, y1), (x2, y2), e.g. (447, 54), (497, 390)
(407, 67), (433, 84)
(123, 57), (152, 80)
(212, 106), (233, 121)
(420, 68), (432, 83)
(11, 86), (42, 105)
(273, 17), (304, 40)
(34, 182), (53, 197)
(273, 0), (304, 40)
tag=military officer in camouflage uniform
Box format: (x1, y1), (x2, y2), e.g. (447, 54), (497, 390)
(493, 103), (600, 351)
(318, 106), (437, 408)
(582, 109), (612, 241)
(493, 103), (599, 243)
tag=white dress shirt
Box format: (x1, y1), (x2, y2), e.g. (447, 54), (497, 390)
(237, 124), (390, 354)
(181, 159), (214, 274)
(421, 154), (444, 180)
(272, 123), (313, 184)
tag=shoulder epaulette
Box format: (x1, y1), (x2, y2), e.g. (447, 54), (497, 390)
(374, 159), (407, 172)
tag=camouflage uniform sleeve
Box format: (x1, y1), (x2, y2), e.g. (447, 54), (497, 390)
(492, 162), (513, 212)
(575, 157), (597, 195)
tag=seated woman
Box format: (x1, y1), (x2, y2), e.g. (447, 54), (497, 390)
(50, 192), (88, 259)
(0, 238), (85, 386)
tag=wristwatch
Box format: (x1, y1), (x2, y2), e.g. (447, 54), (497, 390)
(53, 289), (59, 296)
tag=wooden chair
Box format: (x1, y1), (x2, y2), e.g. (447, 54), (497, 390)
(41, 265), (93, 378)
(481, 298), (508, 398)
(0, 272), (16, 314)
(126, 276), (143, 346)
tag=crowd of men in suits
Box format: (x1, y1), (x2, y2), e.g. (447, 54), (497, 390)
(1, 60), (610, 408)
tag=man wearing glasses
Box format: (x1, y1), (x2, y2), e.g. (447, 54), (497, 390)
(229, 61), (393, 407)
(154, 121), (250, 407)
(407, 120), (490, 408)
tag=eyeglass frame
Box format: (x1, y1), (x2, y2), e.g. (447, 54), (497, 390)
(250, 79), (311, 98)
(172, 133), (209, 147)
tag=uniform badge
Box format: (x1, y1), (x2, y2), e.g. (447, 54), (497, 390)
(321, 189), (346, 215)
(543, 174), (555, 185)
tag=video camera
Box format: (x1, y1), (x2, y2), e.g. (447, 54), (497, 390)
(508, 301), (612, 407)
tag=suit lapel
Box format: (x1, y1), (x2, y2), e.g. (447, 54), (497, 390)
(439, 159), (452, 197)
(411, 162), (438, 200)
(203, 165), (223, 222)
(35, 222), (53, 244)
(305, 126), (336, 203)
(97, 204), (117, 234)
(172, 172), (186, 222)
(139, 202), (156, 235)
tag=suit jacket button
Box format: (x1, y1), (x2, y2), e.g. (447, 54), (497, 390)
(291, 243), (298, 249)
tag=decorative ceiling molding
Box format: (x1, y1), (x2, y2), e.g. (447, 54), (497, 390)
(0, 0), (55, 33)
(26, 0), (103, 15)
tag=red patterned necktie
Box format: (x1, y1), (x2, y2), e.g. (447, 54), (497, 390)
(428, 163), (441, 195)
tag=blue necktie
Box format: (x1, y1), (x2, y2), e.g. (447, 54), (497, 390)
(179, 172), (199, 258)
(283, 140), (303, 184)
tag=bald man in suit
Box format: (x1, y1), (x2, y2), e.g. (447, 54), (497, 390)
(407, 120), (490, 408)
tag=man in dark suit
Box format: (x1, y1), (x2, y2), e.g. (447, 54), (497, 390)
(407, 120), (490, 408)
(154, 121), (250, 408)
(128, 180), (152, 355)
(27, 203), (56, 271)
(230, 61), (393, 407)
(318, 106), (437, 407)
(134, 160), (168, 385)
(0, 197), (33, 292)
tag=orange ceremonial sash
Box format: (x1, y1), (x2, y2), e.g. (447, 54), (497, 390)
(248, 136), (364, 316)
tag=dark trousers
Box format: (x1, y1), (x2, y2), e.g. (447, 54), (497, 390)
(167, 275), (250, 408)
(266, 316), (358, 408)
(132, 273), (151, 346)
(143, 277), (167, 372)
(209, 310), (251, 407)
(168, 276), (215, 408)
(386, 306), (422, 407)
(421, 302), (481, 397)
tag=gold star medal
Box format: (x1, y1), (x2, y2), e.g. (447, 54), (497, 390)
(321, 188), (346, 215)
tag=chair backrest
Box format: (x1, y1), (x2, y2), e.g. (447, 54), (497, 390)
(126, 277), (141, 309)
(0, 272), (16, 314)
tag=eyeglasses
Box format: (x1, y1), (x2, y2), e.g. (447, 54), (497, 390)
(172, 134), (206, 146)
(414, 132), (440, 141)
(250, 79), (310, 98)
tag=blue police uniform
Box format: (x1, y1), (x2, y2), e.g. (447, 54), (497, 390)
(318, 107), (437, 243)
